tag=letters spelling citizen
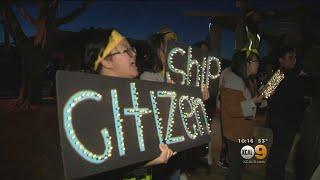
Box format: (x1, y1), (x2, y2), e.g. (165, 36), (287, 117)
(56, 43), (220, 179)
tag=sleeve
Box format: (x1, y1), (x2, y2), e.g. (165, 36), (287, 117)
(221, 88), (256, 118)
(269, 76), (304, 106)
(240, 99), (257, 118)
(140, 72), (162, 82)
(259, 100), (268, 108)
(120, 161), (149, 178)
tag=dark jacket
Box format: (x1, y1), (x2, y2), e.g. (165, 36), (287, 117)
(267, 68), (309, 129)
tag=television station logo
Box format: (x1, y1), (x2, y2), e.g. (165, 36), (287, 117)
(239, 138), (268, 164)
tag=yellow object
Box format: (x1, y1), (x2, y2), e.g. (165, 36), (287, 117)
(245, 10), (255, 19)
(123, 174), (152, 180)
(160, 69), (165, 77)
(241, 47), (259, 58)
(240, 26), (260, 58)
(164, 31), (177, 41)
(94, 30), (125, 71)
(159, 27), (178, 41)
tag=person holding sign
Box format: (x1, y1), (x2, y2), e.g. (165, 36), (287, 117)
(219, 50), (263, 180)
(140, 33), (183, 180)
(140, 32), (211, 180)
(85, 29), (176, 179)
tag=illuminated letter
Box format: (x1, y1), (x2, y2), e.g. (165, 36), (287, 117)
(201, 57), (207, 89)
(158, 91), (185, 144)
(149, 91), (164, 143)
(111, 89), (125, 156)
(192, 98), (211, 135)
(166, 47), (187, 85)
(124, 83), (151, 152)
(63, 90), (112, 164)
(186, 46), (201, 86)
(205, 56), (221, 88)
(178, 95), (198, 139)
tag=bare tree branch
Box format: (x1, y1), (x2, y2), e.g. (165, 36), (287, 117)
(1, 14), (10, 47)
(49, 0), (60, 9)
(55, 0), (92, 26)
(17, 4), (37, 25)
(0, 6), (27, 44)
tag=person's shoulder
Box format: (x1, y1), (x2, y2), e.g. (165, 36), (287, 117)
(221, 68), (245, 91)
(140, 71), (158, 79)
(222, 67), (239, 82)
(140, 71), (163, 82)
(140, 71), (157, 76)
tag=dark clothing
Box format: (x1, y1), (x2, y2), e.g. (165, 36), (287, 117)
(83, 170), (122, 180)
(152, 154), (182, 180)
(83, 161), (147, 180)
(265, 124), (297, 180)
(140, 71), (180, 180)
(267, 69), (306, 128)
(225, 140), (244, 180)
(266, 68), (309, 180)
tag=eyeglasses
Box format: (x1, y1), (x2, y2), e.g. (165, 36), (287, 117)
(107, 47), (137, 58)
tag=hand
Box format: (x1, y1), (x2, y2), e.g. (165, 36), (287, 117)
(269, 90), (276, 96)
(299, 70), (307, 76)
(202, 85), (210, 101)
(167, 79), (176, 84)
(253, 95), (264, 104)
(144, 144), (177, 166)
(157, 144), (177, 164)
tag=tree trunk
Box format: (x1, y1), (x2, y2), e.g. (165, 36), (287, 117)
(1, 4), (43, 106)
(1, 18), (10, 48)
(1, 0), (91, 107)
(21, 40), (45, 104)
(1, 4), (27, 43)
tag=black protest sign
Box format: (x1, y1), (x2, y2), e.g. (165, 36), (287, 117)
(56, 71), (211, 179)
(165, 42), (221, 88)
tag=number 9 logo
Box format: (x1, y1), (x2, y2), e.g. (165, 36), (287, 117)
(255, 145), (267, 160)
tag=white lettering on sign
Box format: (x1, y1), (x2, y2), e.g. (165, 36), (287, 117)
(166, 46), (221, 88)
(63, 91), (112, 164)
(63, 83), (210, 163)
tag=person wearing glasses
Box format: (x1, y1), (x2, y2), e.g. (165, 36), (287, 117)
(84, 29), (176, 180)
(219, 50), (263, 180)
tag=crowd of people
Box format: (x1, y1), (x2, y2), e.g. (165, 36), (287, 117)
(82, 27), (211, 180)
(74, 9), (314, 180)
(215, 10), (313, 180)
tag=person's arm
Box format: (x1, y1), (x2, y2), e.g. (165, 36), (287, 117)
(144, 144), (176, 167)
(54, 0), (92, 26)
(202, 85), (210, 101)
(220, 88), (262, 118)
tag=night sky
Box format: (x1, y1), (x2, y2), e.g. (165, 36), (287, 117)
(0, 0), (308, 59)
